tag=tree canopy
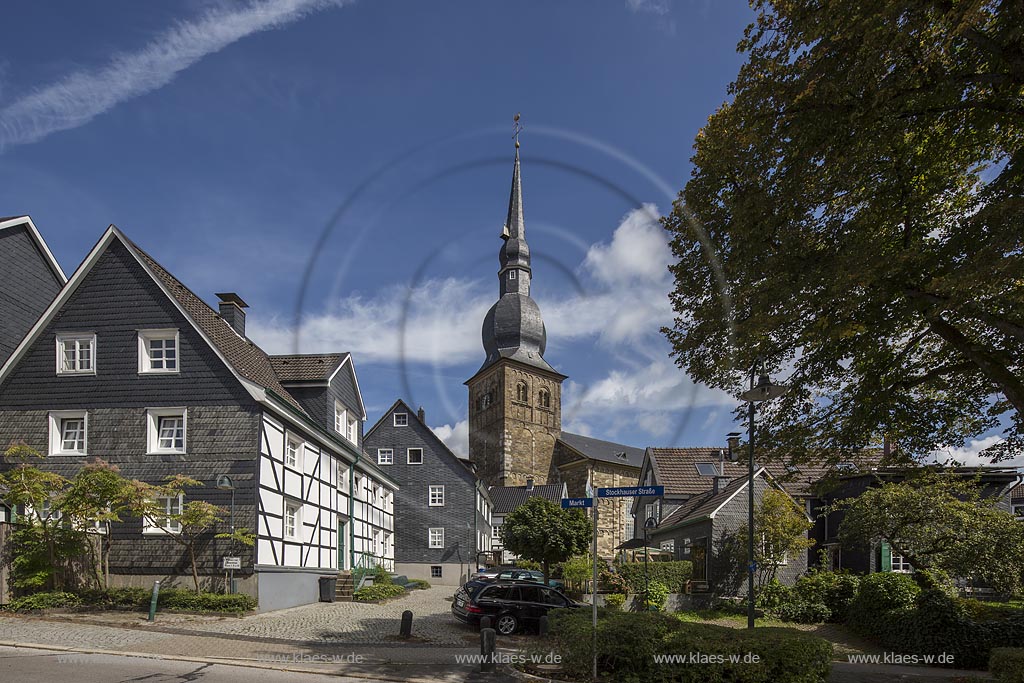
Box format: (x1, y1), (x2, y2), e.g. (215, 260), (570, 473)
(499, 497), (592, 580)
(833, 471), (1024, 595)
(664, 0), (1023, 464)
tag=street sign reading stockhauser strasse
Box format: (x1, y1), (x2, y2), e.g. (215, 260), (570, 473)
(597, 485), (665, 498)
(561, 497), (593, 508)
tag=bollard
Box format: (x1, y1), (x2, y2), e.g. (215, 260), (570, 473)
(147, 580), (161, 622)
(480, 616), (492, 631)
(480, 627), (496, 673)
(400, 610), (413, 638)
(538, 614), (549, 637)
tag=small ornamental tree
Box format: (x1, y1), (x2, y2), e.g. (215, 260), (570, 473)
(126, 475), (226, 591)
(0, 443), (74, 590)
(60, 459), (135, 588)
(499, 498), (592, 582)
(737, 487), (815, 587)
(834, 471), (1024, 595)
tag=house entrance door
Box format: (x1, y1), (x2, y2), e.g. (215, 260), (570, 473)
(691, 538), (708, 581)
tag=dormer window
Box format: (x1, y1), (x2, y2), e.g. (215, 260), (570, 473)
(347, 415), (358, 443)
(56, 333), (96, 375)
(335, 403), (346, 435)
(138, 329), (179, 373)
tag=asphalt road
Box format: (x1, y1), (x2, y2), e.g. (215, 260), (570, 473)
(0, 645), (405, 683)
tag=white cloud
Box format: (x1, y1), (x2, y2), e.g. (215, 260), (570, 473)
(625, 0), (676, 34)
(0, 0), (346, 151)
(432, 419), (469, 459)
(932, 436), (1023, 468)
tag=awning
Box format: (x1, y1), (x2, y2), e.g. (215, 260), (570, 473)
(615, 538), (649, 550)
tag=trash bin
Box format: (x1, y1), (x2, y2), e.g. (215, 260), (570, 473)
(318, 576), (337, 602)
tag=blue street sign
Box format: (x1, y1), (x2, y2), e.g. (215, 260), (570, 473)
(597, 485), (665, 498)
(748, 562), (758, 573)
(561, 497), (594, 509)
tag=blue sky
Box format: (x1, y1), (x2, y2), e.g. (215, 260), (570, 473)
(2, 0), (1000, 463)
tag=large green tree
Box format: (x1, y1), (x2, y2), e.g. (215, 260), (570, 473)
(500, 498), (592, 582)
(833, 471), (1024, 595)
(664, 0), (1023, 464)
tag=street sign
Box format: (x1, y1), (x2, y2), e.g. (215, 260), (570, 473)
(561, 497), (593, 509)
(222, 556), (241, 570)
(597, 485), (664, 498)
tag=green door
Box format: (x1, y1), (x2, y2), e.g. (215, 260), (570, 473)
(338, 518), (348, 570)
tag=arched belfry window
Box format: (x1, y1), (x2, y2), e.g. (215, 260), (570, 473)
(538, 388), (551, 409)
(515, 381), (528, 403)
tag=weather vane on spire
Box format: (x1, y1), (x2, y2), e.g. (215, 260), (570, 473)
(513, 112), (522, 149)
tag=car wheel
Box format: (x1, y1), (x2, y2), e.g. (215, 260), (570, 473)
(496, 613), (518, 635)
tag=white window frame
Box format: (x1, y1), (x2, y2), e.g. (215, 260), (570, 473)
(429, 485), (445, 507)
(284, 499), (302, 540)
(393, 413), (408, 427)
(334, 402), (346, 435)
(337, 461), (350, 493)
(56, 333), (96, 375)
(138, 329), (179, 374)
(143, 494), (183, 535)
(891, 551), (912, 573)
(407, 447), (423, 465)
(48, 410), (88, 456)
(660, 539), (675, 553)
(428, 527), (444, 548)
(146, 408), (187, 454)
(509, 270), (517, 280)
(347, 415), (358, 444)
(377, 448), (394, 465)
(285, 434), (303, 469)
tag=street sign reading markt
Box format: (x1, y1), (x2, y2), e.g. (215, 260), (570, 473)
(597, 485), (665, 498)
(561, 497), (593, 509)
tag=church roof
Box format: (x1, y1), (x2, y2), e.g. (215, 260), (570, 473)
(558, 432), (645, 469)
(489, 482), (566, 514)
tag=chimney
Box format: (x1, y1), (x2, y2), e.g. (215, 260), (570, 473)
(417, 406), (426, 423)
(526, 477), (534, 491)
(216, 293), (248, 336)
(712, 476), (723, 496)
(727, 432), (742, 460)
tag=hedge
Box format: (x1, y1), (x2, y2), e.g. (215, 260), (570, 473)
(4, 591), (82, 612)
(848, 580), (1024, 669)
(990, 648), (1024, 683)
(158, 589), (257, 613)
(616, 561), (693, 593)
(544, 608), (832, 683)
(354, 584), (406, 601)
(4, 588), (256, 614)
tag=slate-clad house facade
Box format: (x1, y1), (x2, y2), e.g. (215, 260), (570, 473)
(364, 400), (490, 585)
(0, 216), (67, 369)
(0, 226), (395, 610)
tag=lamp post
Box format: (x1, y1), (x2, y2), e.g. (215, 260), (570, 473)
(643, 516), (658, 612)
(738, 366), (788, 630)
(216, 475), (236, 594)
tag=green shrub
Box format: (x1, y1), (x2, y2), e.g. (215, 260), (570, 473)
(75, 587), (151, 610)
(353, 584), (406, 602)
(617, 561), (693, 593)
(603, 593), (626, 609)
(371, 566), (393, 585)
(793, 571), (860, 623)
(406, 579), (431, 590)
(545, 608), (832, 682)
(756, 579), (793, 612)
(600, 568), (629, 594)
(990, 648), (1024, 683)
(775, 599), (831, 624)
(157, 589), (256, 613)
(641, 580), (669, 612)
(5, 591), (81, 612)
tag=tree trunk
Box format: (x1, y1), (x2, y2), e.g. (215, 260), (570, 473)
(189, 543), (200, 592)
(542, 560), (549, 587)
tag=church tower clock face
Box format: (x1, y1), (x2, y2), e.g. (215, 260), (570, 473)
(465, 127), (566, 488)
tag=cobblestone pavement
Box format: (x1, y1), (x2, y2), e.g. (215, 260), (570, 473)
(176, 587), (479, 646)
(0, 615), (177, 650)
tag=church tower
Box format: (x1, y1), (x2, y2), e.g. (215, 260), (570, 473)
(466, 129), (566, 487)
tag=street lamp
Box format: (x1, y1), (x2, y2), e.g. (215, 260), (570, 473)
(738, 366), (788, 630)
(643, 516), (658, 612)
(216, 475), (236, 594)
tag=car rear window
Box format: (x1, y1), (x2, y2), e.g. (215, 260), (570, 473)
(463, 581), (488, 598)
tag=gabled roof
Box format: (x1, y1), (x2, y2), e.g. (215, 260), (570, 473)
(363, 399), (481, 487)
(489, 482), (566, 514)
(1012, 483), (1024, 501)
(558, 432), (645, 469)
(270, 353), (348, 383)
(0, 215), (67, 284)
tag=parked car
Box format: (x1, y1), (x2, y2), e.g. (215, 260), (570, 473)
(451, 580), (580, 635)
(474, 567), (564, 589)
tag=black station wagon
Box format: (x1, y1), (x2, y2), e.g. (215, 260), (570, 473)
(451, 579), (580, 635)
